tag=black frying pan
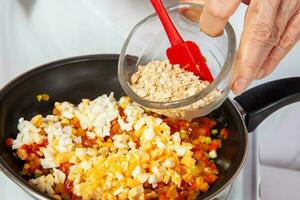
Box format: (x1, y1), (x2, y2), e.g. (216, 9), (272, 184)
(0, 55), (299, 200)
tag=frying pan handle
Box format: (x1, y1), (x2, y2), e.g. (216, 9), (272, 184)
(234, 77), (300, 132)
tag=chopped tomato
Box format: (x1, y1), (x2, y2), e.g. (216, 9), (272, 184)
(20, 144), (29, 150)
(134, 140), (140, 148)
(30, 144), (41, 154)
(180, 181), (189, 188)
(40, 139), (49, 147)
(170, 124), (180, 134)
(191, 181), (198, 190)
(81, 136), (96, 148)
(203, 160), (217, 170)
(176, 119), (190, 130)
(26, 140), (48, 156)
(60, 162), (74, 174)
(118, 107), (127, 122)
(163, 118), (179, 134)
(164, 118), (191, 134)
(64, 180), (74, 194)
(71, 195), (81, 200)
(5, 138), (13, 147)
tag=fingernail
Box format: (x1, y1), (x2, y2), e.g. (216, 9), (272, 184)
(233, 79), (251, 95)
(255, 69), (265, 79)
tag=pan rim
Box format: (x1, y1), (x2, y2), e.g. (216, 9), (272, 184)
(0, 54), (248, 200)
(197, 98), (248, 200)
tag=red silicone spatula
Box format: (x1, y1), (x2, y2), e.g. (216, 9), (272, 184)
(150, 0), (214, 82)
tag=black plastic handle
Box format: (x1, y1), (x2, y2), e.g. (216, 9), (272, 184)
(234, 77), (300, 132)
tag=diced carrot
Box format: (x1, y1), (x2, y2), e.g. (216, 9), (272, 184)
(203, 174), (218, 184)
(220, 128), (229, 139)
(110, 119), (121, 136)
(71, 118), (81, 129)
(193, 150), (204, 161)
(53, 107), (61, 116)
(39, 129), (47, 136)
(75, 128), (86, 137)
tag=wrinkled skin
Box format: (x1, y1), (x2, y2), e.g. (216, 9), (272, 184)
(181, 0), (300, 94)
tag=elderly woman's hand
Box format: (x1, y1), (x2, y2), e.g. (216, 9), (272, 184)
(182, 0), (300, 94)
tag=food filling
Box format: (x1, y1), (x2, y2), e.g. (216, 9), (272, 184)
(5, 94), (228, 200)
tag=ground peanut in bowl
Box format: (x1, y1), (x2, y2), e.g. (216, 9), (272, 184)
(130, 60), (221, 121)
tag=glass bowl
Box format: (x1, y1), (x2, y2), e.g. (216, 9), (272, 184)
(118, 2), (236, 120)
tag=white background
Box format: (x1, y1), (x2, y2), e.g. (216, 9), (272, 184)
(0, 0), (300, 199)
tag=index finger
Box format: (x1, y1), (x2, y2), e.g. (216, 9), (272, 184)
(199, 0), (242, 36)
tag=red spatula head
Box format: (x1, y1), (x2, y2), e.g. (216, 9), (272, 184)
(150, 0), (214, 83)
(167, 41), (213, 82)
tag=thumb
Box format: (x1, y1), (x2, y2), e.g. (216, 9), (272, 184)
(200, 0), (242, 36)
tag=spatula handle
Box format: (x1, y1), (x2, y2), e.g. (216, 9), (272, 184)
(150, 0), (184, 46)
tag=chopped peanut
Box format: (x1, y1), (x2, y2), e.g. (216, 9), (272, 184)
(130, 60), (221, 120)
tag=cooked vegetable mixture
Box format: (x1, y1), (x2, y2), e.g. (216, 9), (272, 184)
(5, 94), (228, 200)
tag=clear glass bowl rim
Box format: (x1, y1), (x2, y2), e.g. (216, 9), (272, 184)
(118, 2), (236, 110)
